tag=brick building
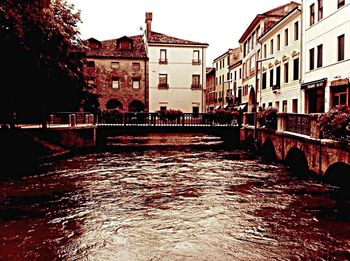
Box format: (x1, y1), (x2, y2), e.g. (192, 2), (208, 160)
(85, 35), (149, 112)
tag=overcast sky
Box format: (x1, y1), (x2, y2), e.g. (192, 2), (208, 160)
(68, 0), (300, 65)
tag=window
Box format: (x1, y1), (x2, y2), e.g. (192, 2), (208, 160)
(292, 99), (298, 113)
(111, 62), (119, 69)
(270, 69), (274, 87)
(193, 50), (200, 63)
(160, 49), (167, 63)
(264, 44), (267, 58)
(160, 106), (167, 111)
(282, 100), (287, 112)
(277, 34), (281, 51)
(262, 72), (267, 89)
(192, 106), (199, 114)
(294, 21), (299, 41)
(318, 0), (323, 21)
(132, 79), (140, 89)
(159, 74), (168, 88)
(309, 48), (315, 70)
(227, 56), (230, 66)
(239, 68), (242, 79)
(234, 71), (237, 81)
(216, 63), (218, 70)
(132, 62), (140, 70)
(284, 28), (289, 46)
(310, 4), (315, 26)
(293, 58), (299, 81)
(317, 44), (323, 68)
(270, 39), (274, 55)
(119, 40), (131, 50)
(275, 101), (280, 111)
(284, 62), (289, 83)
(268, 102), (273, 108)
(338, 34), (345, 61)
(338, 0), (345, 8)
(112, 78), (119, 89)
(192, 75), (201, 89)
(87, 60), (95, 67)
(276, 66), (281, 87)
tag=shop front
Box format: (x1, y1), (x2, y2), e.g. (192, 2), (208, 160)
(330, 78), (349, 107)
(301, 78), (327, 113)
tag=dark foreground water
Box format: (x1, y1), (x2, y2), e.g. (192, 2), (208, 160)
(1, 134), (350, 260)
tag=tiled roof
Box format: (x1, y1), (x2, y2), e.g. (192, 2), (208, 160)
(148, 31), (208, 46)
(86, 35), (147, 59)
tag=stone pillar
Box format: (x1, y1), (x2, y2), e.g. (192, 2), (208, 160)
(50, 114), (55, 125)
(69, 114), (76, 127)
(277, 113), (287, 132)
(309, 113), (321, 139)
(242, 112), (248, 126)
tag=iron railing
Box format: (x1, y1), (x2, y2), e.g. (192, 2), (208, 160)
(286, 113), (311, 136)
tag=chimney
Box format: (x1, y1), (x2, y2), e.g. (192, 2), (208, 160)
(145, 12), (152, 40)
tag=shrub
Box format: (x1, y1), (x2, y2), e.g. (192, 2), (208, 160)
(208, 109), (240, 124)
(318, 105), (350, 144)
(156, 109), (183, 121)
(257, 107), (278, 129)
(102, 108), (124, 123)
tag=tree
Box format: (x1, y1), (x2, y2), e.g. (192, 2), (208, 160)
(0, 0), (97, 123)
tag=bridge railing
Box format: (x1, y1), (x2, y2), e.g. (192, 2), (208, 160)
(242, 112), (256, 126)
(49, 112), (94, 127)
(285, 113), (311, 136)
(99, 112), (241, 127)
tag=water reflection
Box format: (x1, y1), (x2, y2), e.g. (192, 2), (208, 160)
(0, 134), (349, 260)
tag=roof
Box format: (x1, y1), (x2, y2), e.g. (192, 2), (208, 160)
(239, 1), (299, 43)
(259, 6), (301, 41)
(86, 35), (147, 59)
(213, 49), (232, 62)
(206, 67), (215, 75)
(148, 31), (208, 46)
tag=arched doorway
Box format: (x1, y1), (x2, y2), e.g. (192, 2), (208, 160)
(128, 100), (145, 112)
(106, 99), (123, 110)
(248, 87), (256, 112)
(261, 138), (277, 163)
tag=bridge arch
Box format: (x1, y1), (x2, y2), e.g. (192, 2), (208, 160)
(324, 162), (350, 187)
(128, 100), (145, 112)
(261, 138), (277, 163)
(285, 147), (309, 176)
(106, 99), (123, 110)
(245, 134), (257, 153)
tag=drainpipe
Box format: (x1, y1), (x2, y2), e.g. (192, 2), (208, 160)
(300, 3), (304, 113)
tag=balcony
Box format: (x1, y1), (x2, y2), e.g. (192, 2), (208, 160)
(159, 59), (168, 64)
(191, 84), (201, 90)
(192, 59), (201, 65)
(158, 83), (169, 89)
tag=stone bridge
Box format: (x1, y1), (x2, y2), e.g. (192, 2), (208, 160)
(240, 112), (350, 185)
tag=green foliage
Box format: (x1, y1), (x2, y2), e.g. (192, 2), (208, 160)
(157, 109), (183, 121)
(0, 0), (96, 122)
(257, 107), (278, 129)
(318, 105), (350, 144)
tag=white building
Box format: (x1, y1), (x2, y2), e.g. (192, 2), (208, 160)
(239, 1), (300, 112)
(259, 5), (302, 113)
(228, 48), (243, 109)
(144, 13), (208, 113)
(301, 0), (350, 113)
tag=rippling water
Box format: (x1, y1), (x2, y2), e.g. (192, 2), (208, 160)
(1, 134), (350, 260)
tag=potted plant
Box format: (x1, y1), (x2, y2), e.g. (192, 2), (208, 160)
(257, 107), (278, 129)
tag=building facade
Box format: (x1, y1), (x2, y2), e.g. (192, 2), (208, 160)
(228, 47), (243, 109)
(205, 67), (216, 111)
(144, 13), (208, 113)
(301, 0), (350, 113)
(85, 36), (148, 112)
(239, 1), (300, 112)
(213, 50), (231, 109)
(259, 6), (302, 113)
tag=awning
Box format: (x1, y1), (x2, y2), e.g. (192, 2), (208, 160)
(301, 78), (327, 90)
(235, 103), (247, 111)
(224, 104), (229, 109)
(215, 105), (221, 110)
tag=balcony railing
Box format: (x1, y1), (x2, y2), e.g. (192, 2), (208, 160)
(272, 84), (280, 92)
(159, 59), (168, 64)
(192, 59), (201, 65)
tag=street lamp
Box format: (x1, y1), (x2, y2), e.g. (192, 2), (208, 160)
(254, 55), (274, 141)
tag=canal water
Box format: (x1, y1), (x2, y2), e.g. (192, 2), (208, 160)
(1, 134), (350, 260)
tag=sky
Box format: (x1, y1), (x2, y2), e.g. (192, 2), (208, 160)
(67, 0), (300, 65)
